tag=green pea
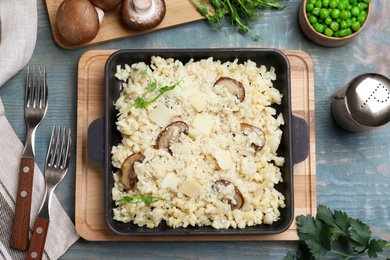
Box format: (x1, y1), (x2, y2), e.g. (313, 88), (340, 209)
(308, 0), (317, 3)
(330, 21), (340, 31)
(351, 21), (361, 31)
(357, 2), (365, 10)
(334, 30), (340, 37)
(337, 1), (346, 10)
(346, 5), (353, 11)
(351, 6), (360, 16)
(350, 0), (358, 3)
(312, 7), (321, 16)
(320, 8), (330, 18)
(351, 17), (356, 22)
(329, 0), (338, 8)
(315, 1), (323, 8)
(331, 9), (340, 19)
(315, 24), (325, 33)
(339, 28), (350, 36)
(360, 10), (367, 17)
(336, 18), (342, 23)
(357, 13), (366, 23)
(363, 0), (371, 3)
(306, 3), (315, 12)
(325, 16), (333, 25)
(322, 0), (330, 7)
(324, 27), (334, 36)
(309, 15), (318, 24)
(340, 10), (349, 19)
(345, 18), (352, 27)
(340, 20), (348, 29)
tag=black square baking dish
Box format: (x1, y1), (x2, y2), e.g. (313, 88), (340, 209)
(87, 48), (309, 236)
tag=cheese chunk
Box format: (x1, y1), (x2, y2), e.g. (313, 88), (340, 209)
(161, 172), (181, 190)
(149, 103), (176, 127)
(192, 114), (213, 136)
(188, 93), (206, 112)
(179, 180), (203, 198)
(215, 149), (234, 170)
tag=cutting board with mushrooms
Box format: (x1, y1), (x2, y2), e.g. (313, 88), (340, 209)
(75, 50), (317, 241)
(45, 0), (206, 49)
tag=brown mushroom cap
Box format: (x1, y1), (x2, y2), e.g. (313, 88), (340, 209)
(89, 0), (122, 11)
(56, 0), (100, 45)
(214, 77), (246, 102)
(121, 153), (145, 190)
(121, 0), (166, 31)
(241, 123), (266, 151)
(156, 121), (189, 152)
(212, 179), (244, 210)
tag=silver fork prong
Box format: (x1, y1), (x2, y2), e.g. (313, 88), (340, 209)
(43, 67), (48, 108)
(37, 67), (42, 108)
(46, 125), (56, 166)
(32, 66), (37, 108)
(63, 128), (72, 169)
(58, 127), (66, 167)
(52, 126), (62, 167)
(25, 66), (31, 107)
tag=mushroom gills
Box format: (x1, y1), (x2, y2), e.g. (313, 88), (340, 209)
(212, 179), (244, 210)
(121, 0), (166, 31)
(156, 121), (189, 153)
(214, 77), (246, 102)
(241, 123), (266, 151)
(121, 153), (145, 190)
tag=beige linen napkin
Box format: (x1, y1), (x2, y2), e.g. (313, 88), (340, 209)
(0, 98), (79, 259)
(0, 0), (37, 87)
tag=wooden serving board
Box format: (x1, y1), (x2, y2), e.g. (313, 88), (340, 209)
(76, 50), (316, 241)
(45, 0), (205, 49)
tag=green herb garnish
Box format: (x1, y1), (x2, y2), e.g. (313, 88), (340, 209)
(116, 195), (173, 205)
(117, 70), (182, 116)
(191, 0), (287, 39)
(284, 205), (390, 259)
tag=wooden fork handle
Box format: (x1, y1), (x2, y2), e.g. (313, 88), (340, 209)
(27, 218), (50, 260)
(11, 158), (35, 251)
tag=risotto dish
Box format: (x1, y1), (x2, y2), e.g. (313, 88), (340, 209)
(111, 56), (286, 229)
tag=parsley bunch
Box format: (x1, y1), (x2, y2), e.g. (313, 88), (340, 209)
(116, 195), (173, 205)
(285, 205), (390, 259)
(191, 0), (287, 39)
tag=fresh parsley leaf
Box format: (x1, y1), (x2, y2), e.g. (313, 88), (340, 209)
(297, 214), (331, 258)
(317, 204), (350, 241)
(289, 205), (390, 259)
(349, 218), (371, 252)
(368, 239), (388, 258)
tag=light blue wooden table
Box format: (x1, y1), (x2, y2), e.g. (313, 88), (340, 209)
(1, 0), (389, 259)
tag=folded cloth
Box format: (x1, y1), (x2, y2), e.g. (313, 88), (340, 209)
(0, 98), (79, 260)
(0, 0), (37, 87)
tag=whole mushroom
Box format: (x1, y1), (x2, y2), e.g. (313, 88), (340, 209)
(56, 0), (103, 45)
(89, 0), (122, 11)
(121, 0), (166, 31)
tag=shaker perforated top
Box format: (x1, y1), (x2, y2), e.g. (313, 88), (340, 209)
(345, 73), (390, 127)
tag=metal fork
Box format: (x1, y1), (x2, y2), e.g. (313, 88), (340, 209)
(11, 66), (48, 251)
(27, 126), (72, 260)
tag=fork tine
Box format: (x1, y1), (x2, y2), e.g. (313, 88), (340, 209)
(58, 127), (66, 167)
(37, 67), (42, 108)
(52, 126), (62, 167)
(63, 127), (72, 169)
(43, 67), (48, 108)
(25, 66), (31, 107)
(46, 125), (56, 166)
(32, 66), (37, 108)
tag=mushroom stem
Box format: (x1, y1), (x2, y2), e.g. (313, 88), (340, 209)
(133, 0), (153, 15)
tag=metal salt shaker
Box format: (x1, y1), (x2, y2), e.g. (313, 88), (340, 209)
(331, 73), (390, 132)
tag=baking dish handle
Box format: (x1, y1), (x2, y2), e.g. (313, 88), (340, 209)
(291, 115), (310, 165)
(87, 117), (104, 167)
